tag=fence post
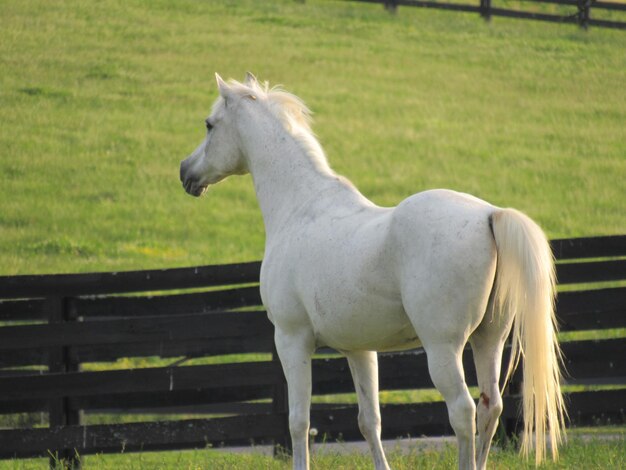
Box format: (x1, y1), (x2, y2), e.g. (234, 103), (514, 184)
(577, 0), (591, 29)
(385, 0), (398, 14)
(271, 343), (291, 456)
(480, 0), (492, 21)
(47, 297), (82, 469)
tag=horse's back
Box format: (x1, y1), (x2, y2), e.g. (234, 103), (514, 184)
(391, 188), (495, 253)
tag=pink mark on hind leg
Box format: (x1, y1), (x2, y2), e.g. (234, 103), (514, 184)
(480, 392), (490, 409)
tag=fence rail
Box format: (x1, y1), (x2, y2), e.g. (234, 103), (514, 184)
(0, 235), (624, 464)
(349, 0), (626, 29)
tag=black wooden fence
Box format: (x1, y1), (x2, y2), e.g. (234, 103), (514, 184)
(351, 0), (626, 29)
(0, 235), (625, 464)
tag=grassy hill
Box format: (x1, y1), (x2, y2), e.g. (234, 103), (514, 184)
(1, 0), (624, 275)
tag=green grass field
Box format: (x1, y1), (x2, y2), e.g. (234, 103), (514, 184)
(3, 431), (625, 469)
(1, 0), (624, 275)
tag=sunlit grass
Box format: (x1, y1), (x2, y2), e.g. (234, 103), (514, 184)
(2, 433), (624, 469)
(0, 0), (624, 275)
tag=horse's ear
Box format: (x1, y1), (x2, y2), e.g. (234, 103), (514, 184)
(244, 72), (258, 87)
(215, 73), (232, 100)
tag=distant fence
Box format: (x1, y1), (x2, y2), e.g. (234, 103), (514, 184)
(0, 235), (625, 465)
(348, 0), (626, 29)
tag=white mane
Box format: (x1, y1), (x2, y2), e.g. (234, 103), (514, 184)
(218, 79), (330, 168)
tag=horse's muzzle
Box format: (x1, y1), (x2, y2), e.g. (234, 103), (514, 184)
(180, 161), (207, 197)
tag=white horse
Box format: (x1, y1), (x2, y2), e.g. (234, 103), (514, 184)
(180, 73), (565, 470)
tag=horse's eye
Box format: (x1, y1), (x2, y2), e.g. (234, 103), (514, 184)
(205, 120), (213, 132)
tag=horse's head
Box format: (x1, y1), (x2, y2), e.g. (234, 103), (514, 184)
(179, 72), (258, 197)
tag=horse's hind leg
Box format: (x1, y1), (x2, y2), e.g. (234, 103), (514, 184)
(274, 326), (316, 470)
(422, 340), (477, 470)
(469, 302), (514, 470)
(345, 350), (390, 470)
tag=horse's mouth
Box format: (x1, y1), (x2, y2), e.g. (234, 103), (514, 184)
(183, 180), (208, 197)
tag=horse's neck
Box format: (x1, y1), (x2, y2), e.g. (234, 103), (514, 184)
(242, 121), (365, 239)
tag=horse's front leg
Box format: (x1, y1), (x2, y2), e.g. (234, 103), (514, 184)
(274, 326), (316, 470)
(345, 350), (390, 470)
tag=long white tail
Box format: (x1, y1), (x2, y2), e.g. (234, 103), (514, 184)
(491, 208), (566, 465)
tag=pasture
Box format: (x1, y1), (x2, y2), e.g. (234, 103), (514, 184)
(1, 0), (625, 275)
(2, 432), (625, 469)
